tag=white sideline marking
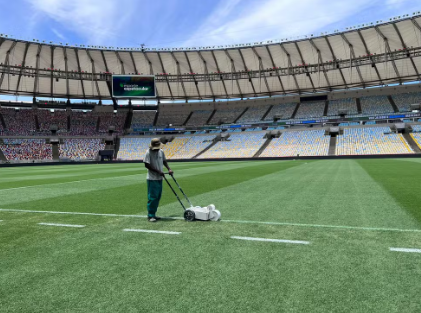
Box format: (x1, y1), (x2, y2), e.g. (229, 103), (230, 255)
(231, 236), (310, 245)
(38, 222), (86, 228)
(123, 229), (181, 235)
(0, 173), (143, 192)
(390, 247), (421, 254)
(1, 208), (421, 233)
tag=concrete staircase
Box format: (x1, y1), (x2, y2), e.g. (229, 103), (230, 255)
(323, 100), (329, 116)
(193, 137), (220, 158)
(387, 95), (399, 113)
(206, 109), (216, 125)
(153, 111), (159, 126)
(328, 137), (337, 156)
(261, 105), (273, 121)
(52, 143), (60, 161)
(356, 98), (362, 114)
(183, 111), (193, 126)
(403, 133), (421, 153)
(291, 103), (301, 119)
(234, 107), (249, 123)
(253, 137), (273, 158)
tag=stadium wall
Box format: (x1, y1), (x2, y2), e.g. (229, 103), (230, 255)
(1, 153), (420, 168)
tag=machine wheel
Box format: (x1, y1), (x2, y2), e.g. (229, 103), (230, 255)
(184, 210), (195, 221)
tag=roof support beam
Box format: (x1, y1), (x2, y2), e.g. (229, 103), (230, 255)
(264, 46), (285, 94)
(279, 44), (300, 93)
(238, 48), (257, 96)
(32, 44), (42, 95)
(197, 51), (215, 99)
(63, 47), (69, 98)
(183, 52), (201, 98)
(50, 46), (54, 98)
(129, 51), (138, 74)
(210, 50), (229, 98)
(224, 50), (243, 98)
(74, 49), (86, 99)
(115, 51), (125, 74)
(309, 39), (331, 90)
(294, 42), (316, 91)
(0, 41), (17, 89)
(340, 34), (365, 87)
(411, 18), (421, 32)
(157, 52), (173, 99)
(16, 42), (30, 92)
(85, 50), (101, 99)
(170, 52), (187, 99)
(251, 47), (271, 96)
(324, 36), (348, 88)
(100, 50), (110, 73)
(374, 27), (401, 83)
(392, 23), (420, 80)
(142, 52), (159, 99)
(357, 30), (384, 85)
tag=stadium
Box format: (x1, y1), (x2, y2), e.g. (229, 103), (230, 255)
(1, 1), (421, 312)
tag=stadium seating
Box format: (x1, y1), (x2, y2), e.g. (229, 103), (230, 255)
(198, 132), (266, 158)
(412, 125), (421, 132)
(117, 137), (153, 160)
(1, 108), (36, 135)
(0, 139), (52, 161)
(359, 96), (394, 115)
(264, 103), (297, 121)
(392, 92), (421, 112)
(59, 139), (105, 160)
(97, 112), (127, 133)
(70, 111), (99, 136)
(162, 137), (190, 159)
(236, 105), (270, 123)
(156, 111), (189, 126)
(411, 131), (421, 149)
(186, 110), (213, 126)
(131, 111), (156, 129)
(171, 136), (215, 159)
(365, 121), (376, 125)
(327, 98), (358, 116)
(260, 130), (330, 157)
(336, 127), (412, 155)
(208, 108), (245, 125)
(37, 109), (68, 132)
(294, 101), (325, 119)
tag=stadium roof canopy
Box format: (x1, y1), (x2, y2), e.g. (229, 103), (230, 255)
(1, 15), (421, 101)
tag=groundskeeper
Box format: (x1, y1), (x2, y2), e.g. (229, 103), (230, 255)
(143, 138), (173, 222)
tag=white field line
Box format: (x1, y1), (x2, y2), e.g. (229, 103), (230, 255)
(1, 208), (421, 233)
(0, 173), (143, 192)
(231, 236), (310, 245)
(389, 247), (421, 253)
(38, 222), (86, 228)
(123, 229), (181, 235)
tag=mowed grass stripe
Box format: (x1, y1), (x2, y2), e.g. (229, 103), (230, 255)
(0, 162), (235, 190)
(0, 160), (304, 214)
(358, 159), (421, 225)
(156, 159), (420, 230)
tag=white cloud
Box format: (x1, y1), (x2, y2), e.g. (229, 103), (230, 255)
(26, 0), (135, 44)
(182, 0), (382, 47)
(51, 28), (66, 41)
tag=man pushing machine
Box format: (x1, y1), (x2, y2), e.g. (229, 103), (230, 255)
(143, 138), (173, 222)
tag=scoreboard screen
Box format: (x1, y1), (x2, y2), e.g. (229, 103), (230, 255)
(112, 75), (156, 98)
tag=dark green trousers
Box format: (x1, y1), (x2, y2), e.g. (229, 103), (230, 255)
(147, 180), (163, 217)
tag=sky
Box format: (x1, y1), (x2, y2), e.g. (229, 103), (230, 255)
(0, 0), (419, 103)
(0, 0), (419, 49)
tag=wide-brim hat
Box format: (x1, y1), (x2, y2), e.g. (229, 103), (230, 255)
(149, 138), (163, 150)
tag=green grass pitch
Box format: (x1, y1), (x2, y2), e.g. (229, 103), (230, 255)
(1, 159), (421, 312)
